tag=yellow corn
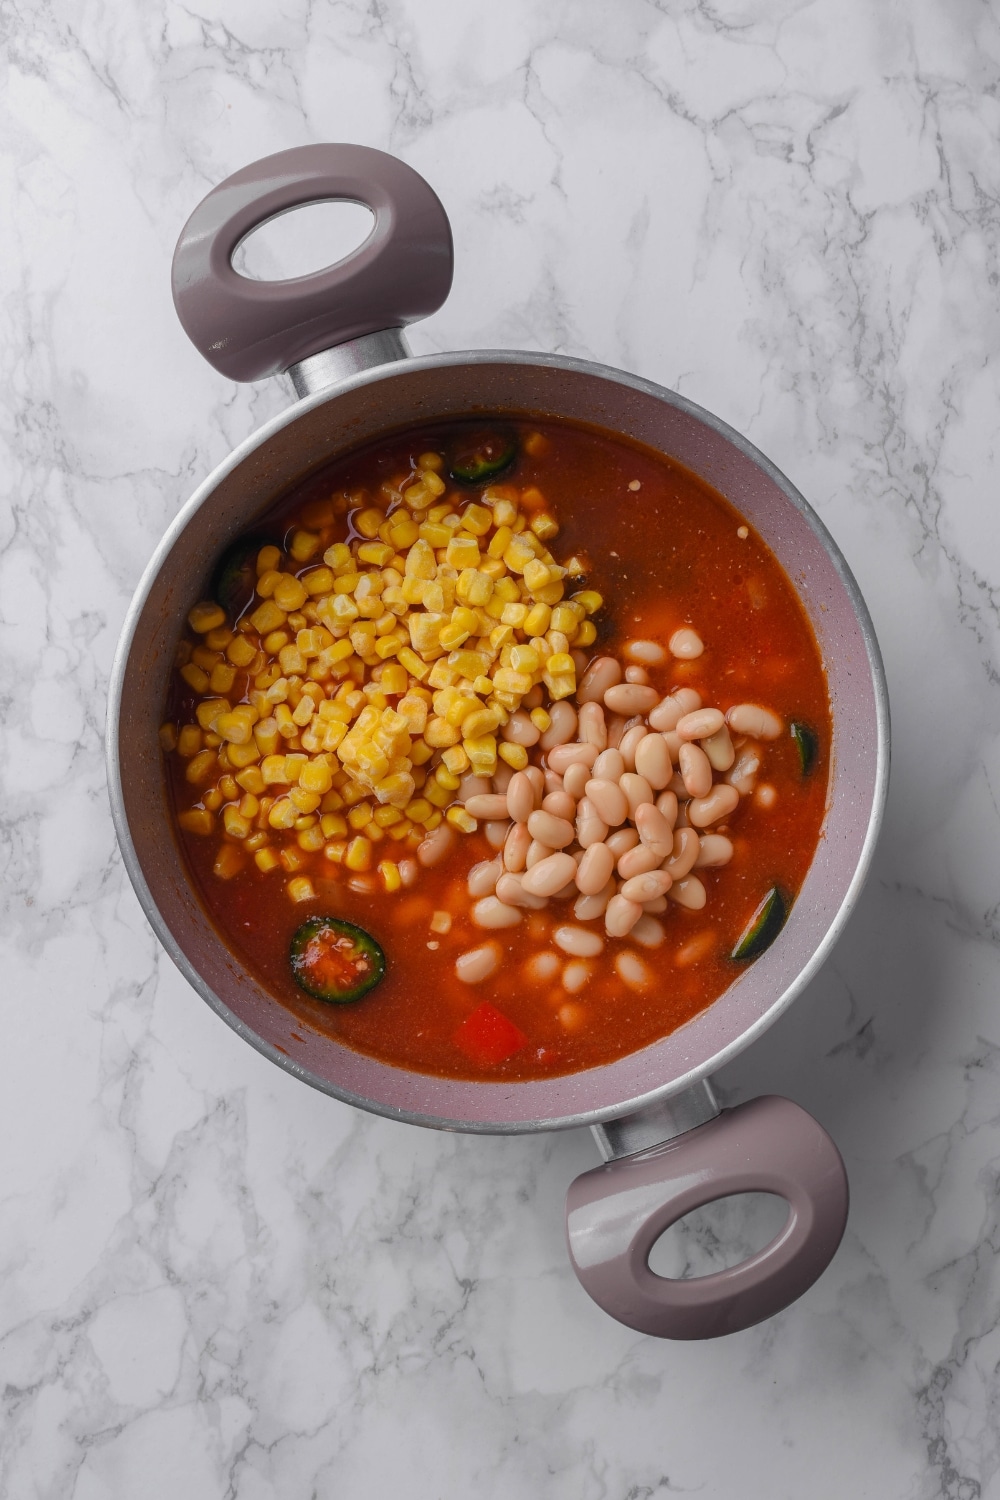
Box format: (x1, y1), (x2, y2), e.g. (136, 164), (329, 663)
(498, 742), (528, 770)
(254, 847), (282, 873)
(188, 601), (226, 634)
(446, 805), (477, 834)
(178, 807), (214, 836)
(287, 875), (316, 902)
(345, 836), (373, 872)
(378, 859), (402, 893)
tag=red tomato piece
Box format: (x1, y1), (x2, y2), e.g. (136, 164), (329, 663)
(453, 1002), (527, 1066)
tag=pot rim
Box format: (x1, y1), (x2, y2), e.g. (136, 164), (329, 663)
(107, 346), (890, 1134)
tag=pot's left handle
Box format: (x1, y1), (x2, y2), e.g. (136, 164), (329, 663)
(171, 144), (453, 382)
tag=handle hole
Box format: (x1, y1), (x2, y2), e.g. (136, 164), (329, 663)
(647, 1192), (789, 1280)
(232, 200), (375, 283)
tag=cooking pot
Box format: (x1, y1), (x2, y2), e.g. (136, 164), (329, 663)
(107, 145), (889, 1340)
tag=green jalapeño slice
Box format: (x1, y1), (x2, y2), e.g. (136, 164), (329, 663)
(447, 429), (517, 484)
(731, 887), (787, 962)
(290, 917), (386, 1003)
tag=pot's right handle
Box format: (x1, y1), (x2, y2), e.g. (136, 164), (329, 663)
(566, 1095), (848, 1340)
(171, 144), (453, 381)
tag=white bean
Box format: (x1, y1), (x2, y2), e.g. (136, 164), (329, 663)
(456, 943), (502, 984)
(606, 826), (639, 858)
(625, 639), (667, 665)
(676, 707), (725, 742)
(655, 790), (679, 825)
(703, 725), (736, 772)
(578, 701), (608, 749)
(417, 823), (456, 867)
(633, 732), (672, 789)
(540, 701), (578, 750)
(617, 843), (662, 879)
(525, 838), (549, 868)
(679, 742), (713, 799)
(726, 703), (783, 739)
(576, 841), (615, 895)
(576, 797), (609, 849)
(542, 789), (576, 820)
(503, 821), (530, 872)
(465, 793), (511, 820)
(727, 747), (761, 796)
(527, 809), (575, 849)
(563, 761), (590, 799)
(484, 820), (510, 849)
(502, 710), (541, 746)
(605, 713), (627, 749)
(755, 783), (778, 810)
(689, 783), (740, 827)
(669, 627), (704, 659)
(546, 741), (599, 775)
(618, 724), (648, 772)
(585, 777), (629, 826)
(696, 834), (734, 867)
(648, 688), (702, 731)
(668, 875), (707, 910)
(634, 801), (675, 858)
(603, 683), (659, 715)
(642, 896), (667, 913)
(468, 857), (503, 898)
(459, 774), (491, 800)
(664, 826), (701, 880)
(620, 870), (673, 903)
(492, 760), (514, 794)
(471, 896), (523, 928)
(524, 765), (546, 799)
(552, 878), (581, 900)
(521, 851), (579, 897)
(506, 771), (538, 823)
(605, 894), (643, 937)
(574, 882), (614, 921)
(398, 858), (419, 888)
(525, 950), (561, 982)
(631, 915), (666, 948)
(554, 924), (605, 958)
(615, 951), (654, 988)
(562, 961), (591, 994)
(620, 772), (654, 820)
(577, 656), (622, 703)
(624, 665), (650, 684)
(593, 747), (625, 781)
(496, 872), (549, 909)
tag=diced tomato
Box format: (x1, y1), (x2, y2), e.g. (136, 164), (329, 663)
(453, 1002), (527, 1066)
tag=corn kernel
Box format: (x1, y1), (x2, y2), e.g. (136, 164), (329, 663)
(297, 824), (326, 852)
(299, 760), (333, 795)
(273, 575), (308, 612)
(424, 779), (452, 808)
(213, 843), (245, 880)
(320, 812), (348, 838)
(289, 530), (321, 564)
(188, 601), (226, 634)
(446, 535), (480, 570)
(357, 540), (394, 565)
(287, 875), (316, 902)
(324, 839), (348, 864)
(345, 836), (373, 872)
(176, 724), (202, 758)
(268, 798), (298, 829)
(353, 506), (385, 539)
(405, 797), (433, 824)
(446, 805), (477, 834)
(185, 749), (217, 784)
(222, 805), (251, 839)
(378, 859), (402, 893)
(178, 807), (214, 836)
(257, 544), (282, 575)
(408, 739), (433, 767)
(523, 603), (551, 636)
(529, 707), (551, 732)
(254, 847), (282, 873)
(225, 634), (258, 668)
(179, 662), (210, 695)
(574, 620), (597, 647)
(430, 910), (453, 935)
(250, 600), (287, 635)
(498, 742), (528, 770)
(348, 801), (373, 830)
(434, 764), (461, 791)
(441, 744), (470, 775)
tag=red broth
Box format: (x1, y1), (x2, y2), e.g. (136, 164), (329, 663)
(164, 418), (830, 1081)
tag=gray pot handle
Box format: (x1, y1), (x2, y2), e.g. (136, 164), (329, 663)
(171, 144), (453, 381)
(566, 1095), (848, 1339)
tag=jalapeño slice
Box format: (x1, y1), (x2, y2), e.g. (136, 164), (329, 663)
(447, 429), (517, 485)
(790, 721), (819, 777)
(212, 537), (264, 617)
(731, 887), (787, 962)
(290, 917), (386, 1003)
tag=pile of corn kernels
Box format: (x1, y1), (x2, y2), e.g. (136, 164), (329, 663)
(162, 441), (608, 898)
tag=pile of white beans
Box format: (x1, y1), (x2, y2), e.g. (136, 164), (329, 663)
(416, 644), (785, 999)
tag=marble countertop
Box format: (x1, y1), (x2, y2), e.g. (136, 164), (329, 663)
(4, 1), (1000, 1494)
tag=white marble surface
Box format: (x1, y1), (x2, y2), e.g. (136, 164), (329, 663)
(3, 0), (1000, 1493)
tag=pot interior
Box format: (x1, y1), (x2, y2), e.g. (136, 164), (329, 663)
(110, 353), (887, 1131)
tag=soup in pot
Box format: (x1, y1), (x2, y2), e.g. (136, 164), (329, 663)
(160, 418), (830, 1080)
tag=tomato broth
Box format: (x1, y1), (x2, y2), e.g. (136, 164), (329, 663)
(164, 418), (831, 1081)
